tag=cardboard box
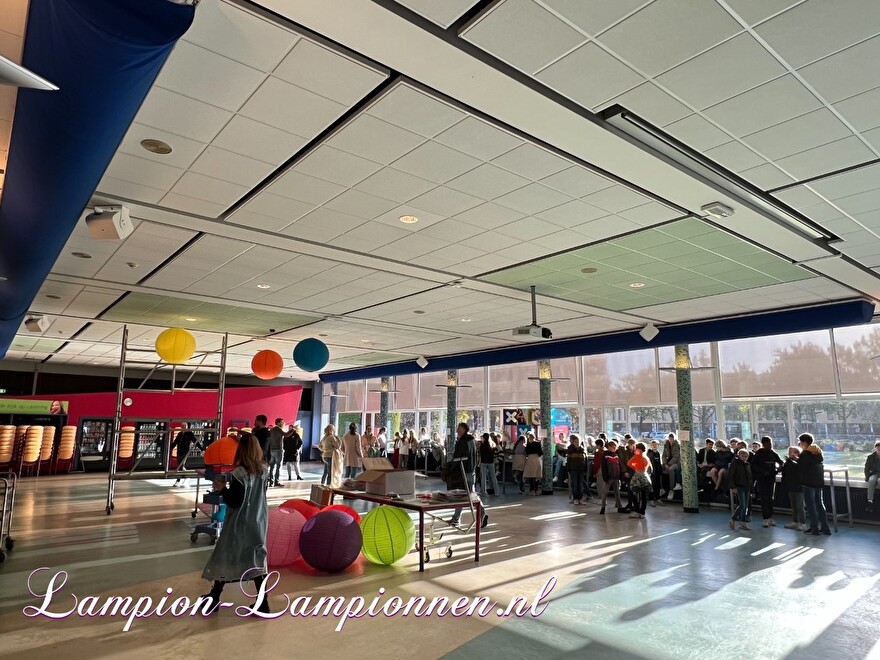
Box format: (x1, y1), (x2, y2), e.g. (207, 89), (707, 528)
(310, 484), (332, 506)
(359, 457), (415, 496)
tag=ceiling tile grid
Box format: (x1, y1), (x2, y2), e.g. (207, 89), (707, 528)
(392, 0), (480, 29)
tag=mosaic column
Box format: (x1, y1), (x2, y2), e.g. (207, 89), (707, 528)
(379, 377), (390, 432)
(676, 344), (699, 513)
(539, 360), (553, 494)
(328, 382), (338, 430)
(446, 370), (458, 457)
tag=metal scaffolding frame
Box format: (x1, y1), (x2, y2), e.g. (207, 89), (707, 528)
(105, 326), (229, 515)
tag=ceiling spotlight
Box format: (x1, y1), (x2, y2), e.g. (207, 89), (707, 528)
(399, 215), (419, 224)
(701, 201), (735, 220)
(639, 322), (659, 342)
(461, 318), (472, 322)
(127, 262), (139, 269)
(71, 251), (92, 259)
(185, 317), (197, 322)
(449, 281), (464, 288)
(629, 282), (645, 288)
(581, 267), (598, 274)
(416, 356), (429, 369)
(256, 283), (271, 289)
(361, 339), (372, 343)
(141, 138), (172, 155)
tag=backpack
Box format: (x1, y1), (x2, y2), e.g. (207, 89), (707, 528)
(602, 454), (621, 481)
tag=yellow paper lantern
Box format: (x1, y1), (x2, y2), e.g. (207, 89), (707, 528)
(155, 327), (196, 364)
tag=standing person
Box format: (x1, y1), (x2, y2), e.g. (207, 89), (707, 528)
(598, 440), (624, 515)
(171, 422), (199, 487)
(617, 436), (636, 512)
(317, 425), (340, 486)
(662, 433), (682, 500)
(478, 432), (500, 496)
(753, 436), (784, 527)
(200, 432), (270, 615)
(552, 432), (569, 485)
(728, 449), (753, 531)
(798, 433), (831, 535)
(360, 425), (376, 463)
(341, 423), (362, 479)
(448, 423), (479, 526)
(266, 418), (287, 487)
(391, 431), (403, 468)
(864, 440), (880, 512)
(523, 433), (543, 496)
(627, 442), (652, 519)
(282, 423), (302, 481)
(430, 431), (445, 469)
(592, 438), (606, 502)
(567, 435), (587, 505)
(512, 434), (527, 494)
(647, 440), (663, 506)
(252, 415), (270, 461)
(406, 429), (418, 470)
(781, 446), (806, 530)
(376, 426), (388, 458)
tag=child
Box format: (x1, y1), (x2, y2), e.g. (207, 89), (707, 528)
(728, 449), (753, 530)
(209, 474), (227, 525)
(781, 446), (805, 530)
(627, 442), (652, 519)
(598, 441), (623, 515)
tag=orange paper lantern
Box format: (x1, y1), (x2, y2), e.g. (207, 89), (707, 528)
(252, 350), (284, 380)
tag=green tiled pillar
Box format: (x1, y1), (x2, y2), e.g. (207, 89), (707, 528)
(676, 344), (699, 513)
(446, 370), (457, 457)
(329, 382), (338, 430)
(379, 377), (390, 432)
(539, 360), (553, 494)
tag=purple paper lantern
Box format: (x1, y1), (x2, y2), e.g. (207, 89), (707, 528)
(299, 509), (362, 573)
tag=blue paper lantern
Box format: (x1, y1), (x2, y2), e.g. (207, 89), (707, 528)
(293, 337), (329, 372)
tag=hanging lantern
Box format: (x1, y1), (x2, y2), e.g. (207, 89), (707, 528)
(251, 350), (283, 380)
(360, 505), (415, 565)
(293, 337), (329, 373)
(155, 327), (196, 364)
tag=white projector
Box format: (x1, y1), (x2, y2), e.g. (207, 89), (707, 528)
(512, 324), (552, 340)
(84, 205), (133, 240)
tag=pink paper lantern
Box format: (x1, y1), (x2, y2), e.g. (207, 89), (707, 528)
(267, 507), (306, 567)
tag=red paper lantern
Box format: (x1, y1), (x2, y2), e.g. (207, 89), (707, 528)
(251, 350), (283, 380)
(280, 498), (320, 520)
(323, 504), (361, 524)
(267, 508), (307, 566)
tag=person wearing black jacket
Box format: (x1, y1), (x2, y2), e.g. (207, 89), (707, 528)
(282, 424), (303, 481)
(478, 432), (500, 496)
(172, 422), (200, 487)
(865, 440), (880, 512)
(252, 415), (270, 461)
(449, 423), (487, 528)
(728, 449), (753, 530)
(781, 446), (805, 530)
(647, 440), (663, 506)
(797, 433), (831, 535)
(752, 436), (784, 527)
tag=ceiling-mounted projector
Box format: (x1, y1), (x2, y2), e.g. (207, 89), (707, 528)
(512, 285), (553, 341)
(83, 205), (133, 240)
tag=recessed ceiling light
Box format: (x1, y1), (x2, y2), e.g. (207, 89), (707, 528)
(629, 282), (645, 288)
(449, 281), (463, 288)
(581, 267), (598, 274)
(361, 339), (372, 343)
(399, 215), (419, 224)
(461, 318), (472, 322)
(71, 252), (92, 259)
(257, 283), (271, 289)
(413, 310), (426, 315)
(126, 262), (138, 269)
(185, 317), (197, 322)
(45, 294), (61, 300)
(141, 138), (172, 155)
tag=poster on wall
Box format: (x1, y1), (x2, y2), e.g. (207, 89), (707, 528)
(0, 399), (68, 414)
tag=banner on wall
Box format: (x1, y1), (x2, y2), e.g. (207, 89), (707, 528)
(0, 399), (68, 414)
(503, 408), (541, 426)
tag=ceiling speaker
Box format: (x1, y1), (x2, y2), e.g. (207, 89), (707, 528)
(416, 356), (428, 369)
(639, 323), (659, 342)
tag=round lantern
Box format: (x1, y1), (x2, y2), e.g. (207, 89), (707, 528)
(360, 505), (415, 566)
(251, 350), (284, 380)
(266, 507), (307, 567)
(155, 327), (196, 364)
(292, 338), (329, 373)
(299, 510), (362, 573)
(323, 504), (361, 524)
(279, 498), (320, 520)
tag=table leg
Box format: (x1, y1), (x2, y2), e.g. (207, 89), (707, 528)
(418, 510), (425, 573)
(845, 471), (853, 528)
(474, 501), (481, 563)
(829, 472), (838, 533)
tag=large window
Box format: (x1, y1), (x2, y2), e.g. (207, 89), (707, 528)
(755, 403), (789, 445)
(489, 361), (539, 405)
(585, 349), (658, 406)
(457, 367), (486, 408)
(336, 380), (365, 412)
(833, 325), (880, 394)
(419, 371), (448, 409)
(724, 403), (752, 440)
(659, 343), (716, 403)
(550, 357), (579, 404)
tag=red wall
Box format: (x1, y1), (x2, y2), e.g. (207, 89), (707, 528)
(12, 385), (303, 428)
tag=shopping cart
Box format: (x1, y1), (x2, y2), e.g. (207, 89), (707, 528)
(0, 471), (17, 562)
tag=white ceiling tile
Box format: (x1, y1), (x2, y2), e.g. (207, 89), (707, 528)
(189, 145), (275, 187)
(539, 166), (615, 197)
(169, 171), (249, 206)
(408, 187), (484, 217)
(864, 126), (880, 152)
(183, 0), (297, 71)
(725, 0), (800, 26)
(391, 141), (481, 183)
(741, 108), (853, 160)
(324, 189), (399, 219)
(212, 115), (307, 165)
(618, 202), (681, 225)
(494, 183), (572, 214)
(704, 141), (765, 172)
(419, 218), (485, 243)
(445, 163), (530, 199)
(354, 167), (436, 203)
(273, 37), (386, 104)
(583, 185), (649, 213)
(427, 243), (486, 264)
(294, 145), (383, 186)
(799, 36), (880, 103)
(656, 34), (786, 109)
(776, 136), (875, 180)
(155, 40), (266, 112)
(462, 0), (586, 74)
(492, 143), (571, 179)
(160, 192), (230, 218)
(455, 202), (525, 230)
(118, 122), (206, 169)
(573, 214), (640, 239)
(367, 85), (466, 138)
(284, 207), (366, 241)
(497, 216), (561, 241)
(265, 169), (346, 205)
(598, 0), (742, 76)
(664, 114), (733, 151)
(460, 230), (522, 252)
(834, 86), (880, 132)
(738, 162), (795, 190)
(541, 0), (646, 35)
(597, 82), (691, 125)
(703, 75), (822, 136)
(393, 0), (479, 28)
(238, 191), (314, 222)
(104, 152), (184, 191)
(530, 229), (586, 251)
(809, 163), (880, 199)
(537, 42), (643, 108)
(756, 0), (880, 68)
(329, 221), (411, 252)
(226, 209), (290, 232)
(375, 232), (451, 259)
(537, 199), (606, 227)
(327, 114), (425, 164)
(239, 76), (345, 135)
(96, 177), (167, 205)
(434, 117), (522, 161)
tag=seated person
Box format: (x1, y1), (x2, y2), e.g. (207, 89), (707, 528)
(697, 439), (717, 488)
(708, 440), (734, 493)
(209, 474), (227, 523)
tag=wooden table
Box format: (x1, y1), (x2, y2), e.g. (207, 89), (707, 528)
(328, 488), (482, 572)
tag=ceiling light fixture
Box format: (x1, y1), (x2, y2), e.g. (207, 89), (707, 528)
(361, 339), (372, 343)
(701, 202), (735, 220)
(185, 317), (197, 322)
(45, 294), (61, 300)
(581, 267), (598, 274)
(126, 262), (139, 269)
(140, 138), (172, 155)
(629, 282), (645, 288)
(71, 252), (92, 259)
(399, 214), (419, 224)
(256, 283), (271, 289)
(416, 356), (429, 369)
(461, 318), (472, 322)
(413, 310), (426, 315)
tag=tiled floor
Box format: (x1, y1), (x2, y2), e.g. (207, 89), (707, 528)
(0, 468), (878, 660)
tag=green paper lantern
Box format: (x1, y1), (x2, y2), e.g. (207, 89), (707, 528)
(360, 505), (415, 565)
